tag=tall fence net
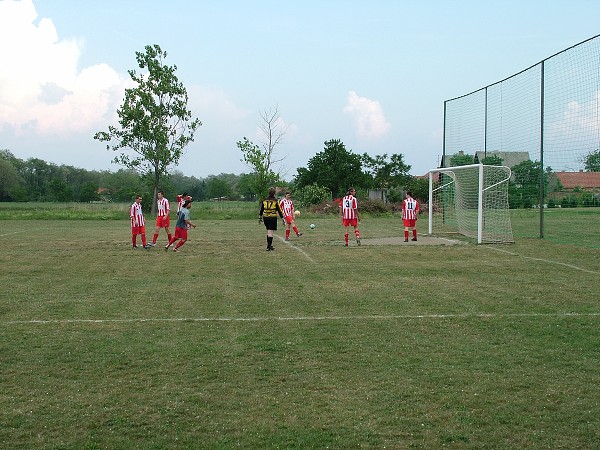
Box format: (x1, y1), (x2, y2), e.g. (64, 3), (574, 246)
(443, 34), (600, 246)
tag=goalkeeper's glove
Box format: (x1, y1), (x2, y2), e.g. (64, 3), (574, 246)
(258, 216), (263, 224)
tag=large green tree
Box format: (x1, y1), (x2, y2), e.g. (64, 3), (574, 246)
(361, 153), (412, 189)
(94, 44), (201, 215)
(295, 139), (366, 198)
(584, 149), (600, 171)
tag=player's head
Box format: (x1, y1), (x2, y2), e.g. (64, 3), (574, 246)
(135, 195), (142, 203)
(158, 190), (164, 198)
(347, 187), (356, 195)
(406, 191), (413, 198)
(268, 187), (276, 197)
(285, 191), (291, 197)
(183, 200), (192, 208)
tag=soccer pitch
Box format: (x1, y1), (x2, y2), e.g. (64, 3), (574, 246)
(1, 216), (599, 448)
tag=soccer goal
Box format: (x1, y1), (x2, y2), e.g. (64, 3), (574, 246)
(428, 164), (514, 244)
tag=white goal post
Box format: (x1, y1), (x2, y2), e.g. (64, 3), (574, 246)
(428, 163), (514, 244)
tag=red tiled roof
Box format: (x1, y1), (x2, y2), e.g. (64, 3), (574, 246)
(553, 171), (600, 189)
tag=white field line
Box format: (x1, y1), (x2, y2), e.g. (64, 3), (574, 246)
(486, 246), (600, 275)
(275, 235), (316, 263)
(0, 230), (29, 237)
(2, 312), (599, 326)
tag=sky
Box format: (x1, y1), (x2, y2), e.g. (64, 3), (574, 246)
(1, 0), (600, 180)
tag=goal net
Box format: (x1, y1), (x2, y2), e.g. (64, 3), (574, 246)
(428, 164), (514, 244)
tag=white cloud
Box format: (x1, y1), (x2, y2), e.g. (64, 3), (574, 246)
(343, 91), (391, 138)
(0, 0), (127, 135)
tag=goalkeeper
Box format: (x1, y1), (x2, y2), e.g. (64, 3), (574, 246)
(258, 187), (284, 251)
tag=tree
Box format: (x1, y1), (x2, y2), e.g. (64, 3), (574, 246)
(510, 160), (552, 208)
(206, 176), (233, 199)
(238, 106), (287, 199)
(361, 153), (412, 189)
(449, 152), (475, 167)
(480, 154), (504, 166)
(584, 149), (600, 171)
(295, 139), (366, 198)
(0, 158), (23, 201)
(237, 137), (280, 199)
(94, 44), (201, 215)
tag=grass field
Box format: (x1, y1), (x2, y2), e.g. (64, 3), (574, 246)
(1, 205), (599, 448)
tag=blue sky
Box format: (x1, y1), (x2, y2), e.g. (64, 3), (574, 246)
(1, 0), (599, 179)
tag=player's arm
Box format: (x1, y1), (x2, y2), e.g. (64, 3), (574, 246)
(276, 201), (284, 219)
(185, 219), (196, 229)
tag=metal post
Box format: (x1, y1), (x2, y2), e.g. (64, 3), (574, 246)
(539, 61), (545, 239)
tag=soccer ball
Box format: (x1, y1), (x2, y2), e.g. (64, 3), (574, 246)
(294, 210), (301, 217)
(310, 223), (316, 229)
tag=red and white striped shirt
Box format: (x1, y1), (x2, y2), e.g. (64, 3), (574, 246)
(130, 202), (145, 227)
(157, 197), (170, 217)
(340, 194), (358, 220)
(402, 197), (419, 220)
(279, 198), (294, 218)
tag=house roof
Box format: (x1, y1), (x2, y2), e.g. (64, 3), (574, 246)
(553, 171), (600, 189)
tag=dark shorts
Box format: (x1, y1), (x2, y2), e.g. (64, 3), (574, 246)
(263, 216), (278, 231)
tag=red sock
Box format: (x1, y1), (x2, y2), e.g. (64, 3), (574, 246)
(286, 229), (290, 239)
(174, 241), (184, 249)
(344, 233), (349, 244)
(152, 233), (158, 244)
(141, 235), (147, 246)
(132, 235), (137, 247)
(167, 233), (172, 241)
(293, 226), (299, 234)
(405, 231), (409, 240)
(413, 229), (417, 239)
(355, 229), (360, 239)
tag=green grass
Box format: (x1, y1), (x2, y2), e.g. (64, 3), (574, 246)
(1, 213), (599, 448)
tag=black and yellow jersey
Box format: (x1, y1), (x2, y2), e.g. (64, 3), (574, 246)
(259, 196), (283, 218)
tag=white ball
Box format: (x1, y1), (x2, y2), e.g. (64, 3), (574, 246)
(294, 210), (300, 216)
(310, 223), (316, 229)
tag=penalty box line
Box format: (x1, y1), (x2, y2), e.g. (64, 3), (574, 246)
(486, 246), (600, 275)
(2, 312), (599, 326)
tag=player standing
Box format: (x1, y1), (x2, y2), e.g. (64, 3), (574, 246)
(259, 187), (284, 251)
(150, 190), (172, 246)
(279, 191), (303, 241)
(176, 192), (192, 213)
(402, 191), (420, 242)
(165, 200), (196, 252)
(130, 195), (150, 249)
(339, 187), (360, 246)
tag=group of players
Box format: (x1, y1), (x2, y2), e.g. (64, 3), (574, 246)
(131, 188), (419, 252)
(129, 192), (195, 252)
(258, 187), (420, 251)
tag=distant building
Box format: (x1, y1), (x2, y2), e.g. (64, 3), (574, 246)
(550, 171), (600, 192)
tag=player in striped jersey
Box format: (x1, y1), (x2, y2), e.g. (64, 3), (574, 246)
(150, 191), (172, 246)
(279, 191), (303, 241)
(401, 191), (420, 242)
(339, 187), (361, 246)
(176, 192), (192, 213)
(130, 195), (150, 249)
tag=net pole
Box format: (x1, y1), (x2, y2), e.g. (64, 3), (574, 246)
(477, 163), (484, 244)
(428, 171), (434, 235)
(539, 60), (545, 239)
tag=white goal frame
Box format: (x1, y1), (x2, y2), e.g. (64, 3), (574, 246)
(428, 163), (514, 244)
